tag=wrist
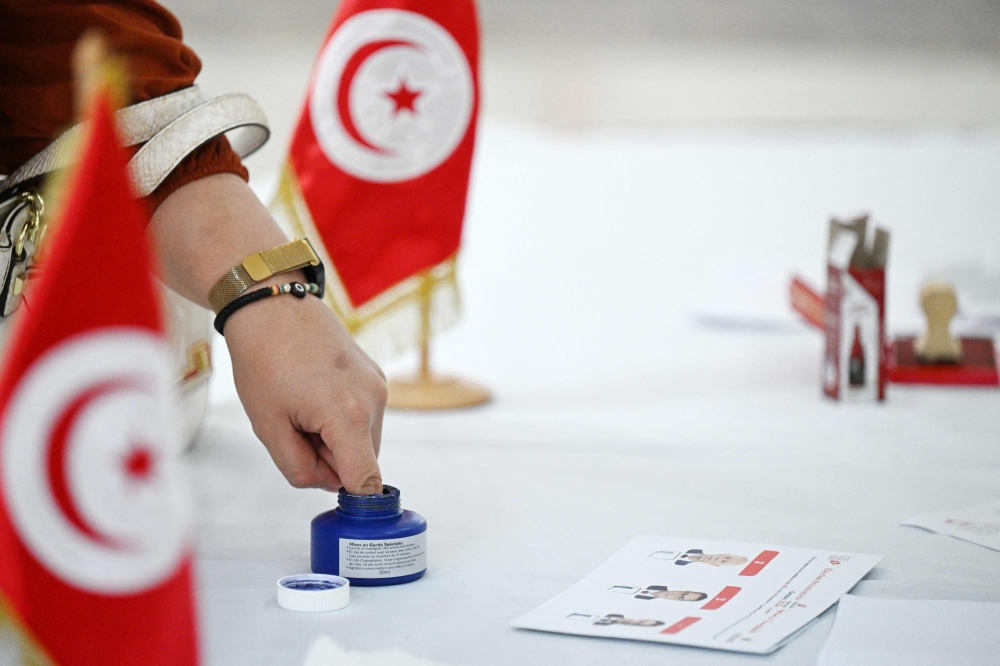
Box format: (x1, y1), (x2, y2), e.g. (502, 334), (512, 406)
(214, 273), (318, 336)
(149, 174), (294, 308)
(207, 238), (324, 313)
(221, 272), (318, 339)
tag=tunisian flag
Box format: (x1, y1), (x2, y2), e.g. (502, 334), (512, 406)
(0, 89), (198, 663)
(271, 0), (479, 357)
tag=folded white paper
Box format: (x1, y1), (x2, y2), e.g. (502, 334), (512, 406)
(817, 595), (1000, 666)
(901, 502), (1000, 552)
(511, 536), (881, 654)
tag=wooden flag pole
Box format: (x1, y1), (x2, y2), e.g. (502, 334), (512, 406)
(386, 274), (491, 410)
(418, 271), (432, 380)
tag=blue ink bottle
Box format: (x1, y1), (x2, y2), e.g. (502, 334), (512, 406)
(311, 485), (427, 586)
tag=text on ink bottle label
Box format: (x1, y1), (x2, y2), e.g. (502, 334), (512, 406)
(338, 533), (427, 578)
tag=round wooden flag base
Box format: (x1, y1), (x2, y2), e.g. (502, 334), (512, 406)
(387, 373), (491, 410)
(384, 283), (491, 410)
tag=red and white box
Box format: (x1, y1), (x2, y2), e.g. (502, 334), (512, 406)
(822, 216), (890, 402)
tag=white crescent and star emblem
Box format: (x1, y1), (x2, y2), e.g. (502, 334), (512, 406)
(310, 9), (475, 182)
(1, 330), (189, 594)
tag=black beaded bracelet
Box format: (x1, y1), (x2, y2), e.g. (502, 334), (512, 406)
(214, 281), (320, 335)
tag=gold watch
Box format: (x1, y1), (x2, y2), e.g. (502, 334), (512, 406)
(208, 238), (324, 313)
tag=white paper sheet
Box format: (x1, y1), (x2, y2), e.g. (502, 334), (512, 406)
(816, 595), (1000, 666)
(511, 536), (882, 655)
(901, 502), (1000, 552)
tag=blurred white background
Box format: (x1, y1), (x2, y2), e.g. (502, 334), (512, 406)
(163, 0), (1000, 176)
(162, 0), (1000, 389)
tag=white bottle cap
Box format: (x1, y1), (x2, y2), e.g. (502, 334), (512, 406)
(277, 574), (350, 612)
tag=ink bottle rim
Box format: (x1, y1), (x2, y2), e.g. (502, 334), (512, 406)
(336, 484), (403, 518)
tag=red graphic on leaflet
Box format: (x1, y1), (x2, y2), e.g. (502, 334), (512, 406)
(661, 616), (701, 635)
(739, 550), (779, 576)
(701, 586), (741, 610)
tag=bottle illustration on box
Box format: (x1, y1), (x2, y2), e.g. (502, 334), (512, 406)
(848, 325), (865, 387)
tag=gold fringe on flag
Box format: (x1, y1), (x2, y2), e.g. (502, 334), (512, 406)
(270, 165), (462, 364)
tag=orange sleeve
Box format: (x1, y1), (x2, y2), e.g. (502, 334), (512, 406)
(0, 0), (248, 209)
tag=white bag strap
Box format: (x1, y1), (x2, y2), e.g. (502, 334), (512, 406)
(0, 86), (268, 196)
(128, 92), (269, 197)
(0, 86), (203, 193)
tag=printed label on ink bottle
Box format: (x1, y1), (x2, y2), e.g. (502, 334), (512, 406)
(338, 533), (427, 578)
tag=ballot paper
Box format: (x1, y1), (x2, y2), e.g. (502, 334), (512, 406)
(901, 502), (1000, 552)
(511, 536), (882, 654)
(816, 595), (1000, 666)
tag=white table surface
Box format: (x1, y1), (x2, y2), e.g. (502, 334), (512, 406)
(193, 122), (1000, 665)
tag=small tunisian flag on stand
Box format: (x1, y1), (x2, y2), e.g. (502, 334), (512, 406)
(271, 0), (480, 357)
(0, 88), (198, 663)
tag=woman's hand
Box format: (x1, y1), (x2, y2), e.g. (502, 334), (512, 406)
(224, 292), (386, 493)
(149, 173), (385, 494)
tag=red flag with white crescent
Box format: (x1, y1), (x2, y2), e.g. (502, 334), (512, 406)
(0, 89), (198, 664)
(272, 0), (479, 356)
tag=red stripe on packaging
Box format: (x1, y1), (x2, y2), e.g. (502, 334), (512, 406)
(790, 277), (824, 330)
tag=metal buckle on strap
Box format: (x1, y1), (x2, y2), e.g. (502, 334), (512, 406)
(0, 186), (46, 314)
(14, 190), (45, 259)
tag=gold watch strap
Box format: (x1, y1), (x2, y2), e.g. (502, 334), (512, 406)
(208, 238), (320, 312)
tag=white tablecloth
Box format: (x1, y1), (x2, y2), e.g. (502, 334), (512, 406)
(193, 122), (1000, 665)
